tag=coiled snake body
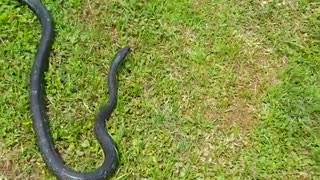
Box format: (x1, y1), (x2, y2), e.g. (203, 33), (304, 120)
(20, 0), (130, 179)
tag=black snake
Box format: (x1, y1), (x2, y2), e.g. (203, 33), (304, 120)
(19, 0), (130, 179)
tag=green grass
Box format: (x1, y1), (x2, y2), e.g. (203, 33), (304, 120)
(1, 0), (319, 179)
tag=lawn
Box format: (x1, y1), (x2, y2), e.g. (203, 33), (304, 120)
(1, 0), (320, 179)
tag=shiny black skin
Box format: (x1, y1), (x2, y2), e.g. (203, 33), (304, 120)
(20, 0), (130, 179)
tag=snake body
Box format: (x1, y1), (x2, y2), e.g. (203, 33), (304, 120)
(20, 0), (130, 179)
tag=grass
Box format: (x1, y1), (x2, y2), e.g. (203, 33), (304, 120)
(1, 0), (319, 179)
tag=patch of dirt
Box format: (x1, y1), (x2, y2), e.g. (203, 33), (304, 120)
(222, 51), (281, 130)
(110, 25), (120, 44)
(224, 98), (256, 130)
(0, 145), (21, 179)
(197, 46), (286, 131)
(199, 125), (249, 166)
(76, 0), (142, 52)
(80, 0), (109, 23)
(220, 27), (287, 130)
(0, 143), (44, 180)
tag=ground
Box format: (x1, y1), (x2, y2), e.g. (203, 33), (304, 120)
(1, 0), (320, 179)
